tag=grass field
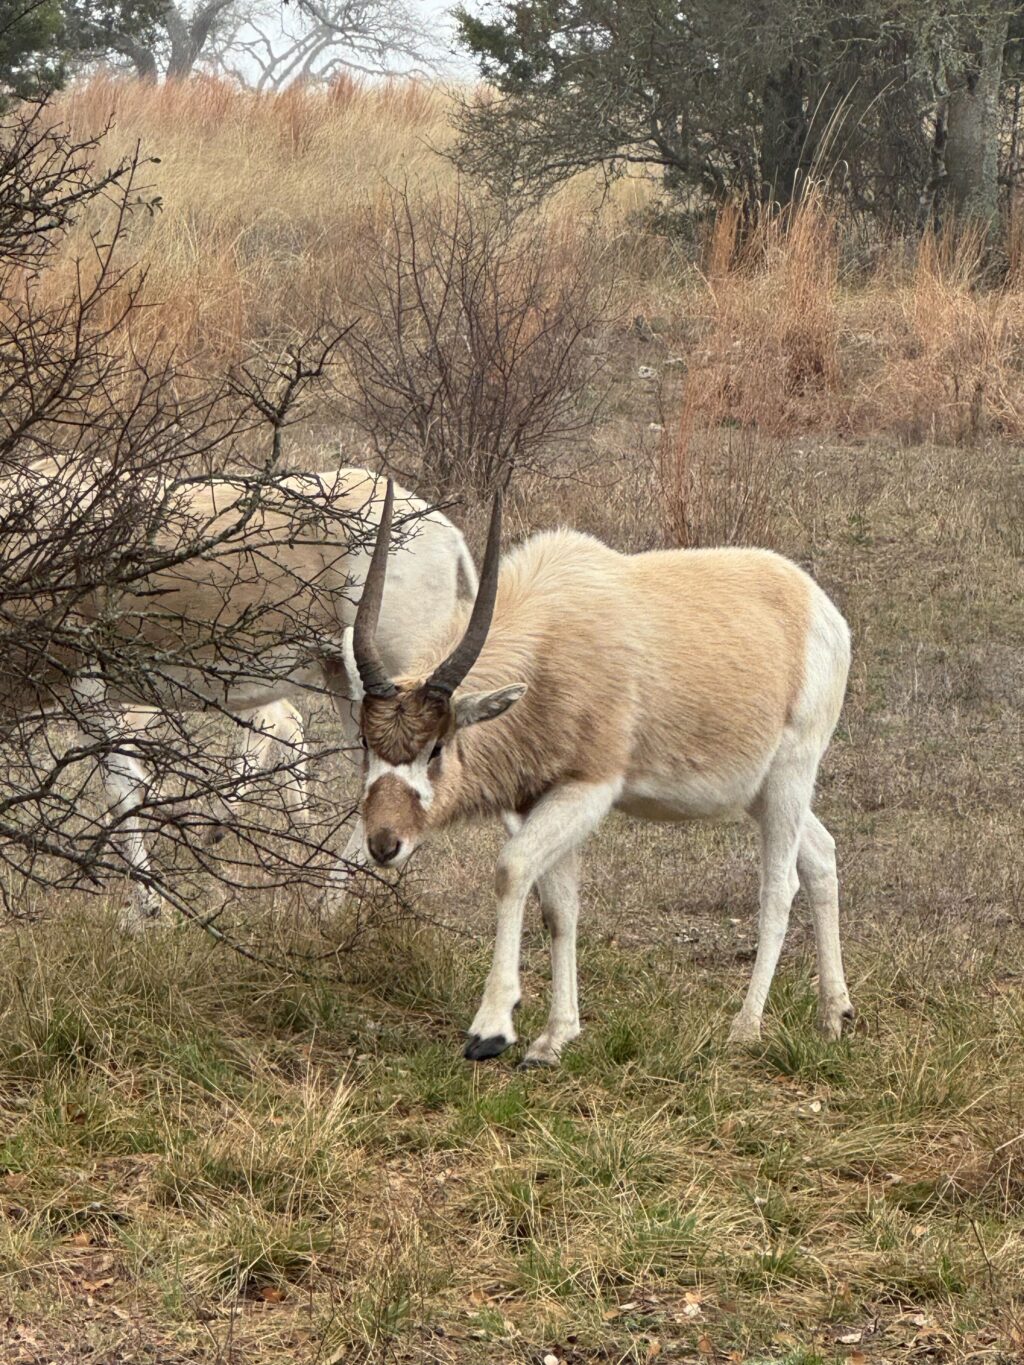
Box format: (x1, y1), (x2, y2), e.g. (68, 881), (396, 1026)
(2, 77), (1024, 1363)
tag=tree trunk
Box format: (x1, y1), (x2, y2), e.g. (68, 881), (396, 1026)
(761, 59), (810, 206)
(944, 12), (1009, 227)
(164, 3), (198, 78)
(164, 0), (233, 78)
(116, 39), (159, 82)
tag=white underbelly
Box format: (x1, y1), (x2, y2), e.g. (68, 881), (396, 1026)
(616, 767), (764, 824)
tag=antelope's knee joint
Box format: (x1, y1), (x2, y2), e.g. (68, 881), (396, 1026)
(495, 851), (528, 899)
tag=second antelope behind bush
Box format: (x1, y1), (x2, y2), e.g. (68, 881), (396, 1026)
(349, 484), (852, 1067)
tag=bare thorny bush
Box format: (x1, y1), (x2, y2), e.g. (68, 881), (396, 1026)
(338, 181), (609, 498)
(0, 103), (400, 951)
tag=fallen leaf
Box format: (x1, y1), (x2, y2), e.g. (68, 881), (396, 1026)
(850, 1354), (867, 1365)
(646, 1341), (662, 1362)
(68, 1232), (91, 1248)
(697, 1335), (715, 1357)
(683, 1290), (703, 1304)
(603, 1301), (638, 1321)
(79, 1278), (114, 1293)
(258, 1286), (286, 1303)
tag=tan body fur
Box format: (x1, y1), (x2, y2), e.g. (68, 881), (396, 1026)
(354, 515), (852, 1066)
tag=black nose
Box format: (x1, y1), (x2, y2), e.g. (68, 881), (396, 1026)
(368, 829), (401, 866)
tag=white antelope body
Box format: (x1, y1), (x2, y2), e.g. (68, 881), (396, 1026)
(350, 485), (852, 1066)
(110, 476), (477, 881)
(2, 463), (475, 926)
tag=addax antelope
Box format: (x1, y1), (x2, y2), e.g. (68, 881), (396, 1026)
(348, 483), (852, 1065)
(109, 471), (478, 879)
(2, 462), (475, 928)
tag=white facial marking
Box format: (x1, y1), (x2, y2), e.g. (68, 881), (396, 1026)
(364, 743), (436, 808)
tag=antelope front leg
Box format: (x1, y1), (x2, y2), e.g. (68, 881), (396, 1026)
(519, 849), (582, 1068)
(465, 780), (618, 1063)
(320, 655), (370, 919)
(72, 679), (162, 932)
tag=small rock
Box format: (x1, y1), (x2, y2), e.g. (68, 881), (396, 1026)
(637, 365), (658, 381)
(544, 1355), (561, 1365)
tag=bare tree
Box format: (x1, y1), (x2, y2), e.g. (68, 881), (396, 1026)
(202, 0), (444, 89)
(71, 0), (239, 82)
(337, 182), (609, 497)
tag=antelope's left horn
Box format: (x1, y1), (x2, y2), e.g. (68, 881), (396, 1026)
(351, 478), (398, 699)
(425, 489), (502, 697)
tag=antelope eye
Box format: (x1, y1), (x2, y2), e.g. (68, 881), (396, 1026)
(429, 742), (443, 762)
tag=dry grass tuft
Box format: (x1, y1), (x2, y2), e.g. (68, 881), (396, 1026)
(694, 193), (841, 434)
(851, 224), (1024, 444)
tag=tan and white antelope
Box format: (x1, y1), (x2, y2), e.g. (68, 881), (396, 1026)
(348, 483), (853, 1065)
(2, 463), (475, 927)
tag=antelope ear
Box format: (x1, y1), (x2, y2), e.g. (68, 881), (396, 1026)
(454, 684), (526, 730)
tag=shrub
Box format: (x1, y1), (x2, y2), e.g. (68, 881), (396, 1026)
(337, 182), (608, 497)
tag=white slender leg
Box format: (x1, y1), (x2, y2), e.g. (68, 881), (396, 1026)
(798, 811), (853, 1038)
(729, 747), (816, 1044)
(260, 700), (308, 818)
(207, 700), (309, 841)
(321, 660), (368, 915)
(340, 818), (367, 868)
(465, 779), (619, 1061)
(72, 678), (161, 932)
(521, 849), (582, 1067)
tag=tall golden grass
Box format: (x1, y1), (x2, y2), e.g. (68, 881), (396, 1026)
(661, 192), (1024, 544)
(39, 76), (1024, 511)
(49, 76), (657, 368)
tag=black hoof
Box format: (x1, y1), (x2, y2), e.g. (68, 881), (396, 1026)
(517, 1056), (555, 1071)
(463, 1034), (510, 1061)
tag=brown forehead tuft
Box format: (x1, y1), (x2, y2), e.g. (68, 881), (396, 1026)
(362, 688), (450, 764)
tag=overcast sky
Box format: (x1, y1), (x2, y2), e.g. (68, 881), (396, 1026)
(408, 0), (478, 76)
